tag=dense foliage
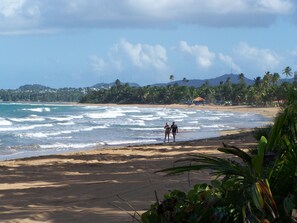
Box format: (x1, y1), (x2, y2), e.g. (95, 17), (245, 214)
(0, 87), (88, 102)
(141, 87), (297, 223)
(80, 73), (296, 105)
(0, 71), (296, 104)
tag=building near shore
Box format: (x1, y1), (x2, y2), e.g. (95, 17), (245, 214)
(193, 97), (205, 105)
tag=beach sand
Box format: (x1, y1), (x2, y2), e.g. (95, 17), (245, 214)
(0, 105), (280, 223)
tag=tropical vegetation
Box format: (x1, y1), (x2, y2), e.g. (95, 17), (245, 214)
(140, 86), (297, 222)
(0, 84), (89, 102)
(0, 70), (296, 105)
(80, 71), (296, 106)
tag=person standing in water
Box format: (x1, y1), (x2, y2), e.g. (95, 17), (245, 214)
(164, 122), (171, 143)
(171, 122), (178, 142)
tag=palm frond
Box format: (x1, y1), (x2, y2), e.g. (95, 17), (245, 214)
(219, 143), (252, 165)
(158, 153), (255, 182)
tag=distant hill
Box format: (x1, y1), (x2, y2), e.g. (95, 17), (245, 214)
(18, 84), (53, 91)
(12, 74), (296, 91)
(92, 81), (140, 89)
(154, 74), (255, 87)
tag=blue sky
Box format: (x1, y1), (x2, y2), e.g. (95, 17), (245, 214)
(1, 0), (297, 89)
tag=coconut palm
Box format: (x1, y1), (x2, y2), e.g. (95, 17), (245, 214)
(282, 66), (292, 77)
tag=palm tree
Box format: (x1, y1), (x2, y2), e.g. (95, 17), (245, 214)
(182, 77), (189, 85)
(282, 66), (292, 77)
(254, 76), (261, 88)
(272, 73), (280, 85)
(182, 77), (192, 103)
(169, 74), (174, 82)
(238, 73), (245, 85)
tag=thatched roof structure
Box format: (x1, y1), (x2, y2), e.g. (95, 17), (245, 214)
(193, 97), (205, 102)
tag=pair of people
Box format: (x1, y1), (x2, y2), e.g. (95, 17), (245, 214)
(164, 122), (178, 143)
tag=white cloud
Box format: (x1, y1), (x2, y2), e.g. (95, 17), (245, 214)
(218, 53), (241, 73)
(129, 0), (293, 17)
(179, 41), (215, 68)
(236, 42), (280, 70)
(109, 39), (168, 71)
(89, 55), (106, 73)
(0, 0), (41, 33)
(256, 0), (293, 13)
(0, 0), (295, 34)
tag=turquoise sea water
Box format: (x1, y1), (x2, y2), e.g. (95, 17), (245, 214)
(0, 103), (270, 160)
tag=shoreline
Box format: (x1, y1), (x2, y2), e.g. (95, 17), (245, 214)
(2, 101), (280, 118)
(0, 103), (279, 162)
(0, 105), (280, 223)
(76, 103), (280, 119)
(0, 130), (261, 223)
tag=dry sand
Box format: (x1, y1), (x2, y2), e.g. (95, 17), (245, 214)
(0, 105), (280, 223)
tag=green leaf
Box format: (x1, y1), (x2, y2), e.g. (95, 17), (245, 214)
(258, 136), (267, 156)
(211, 179), (222, 189)
(251, 182), (264, 212)
(252, 155), (263, 177)
(218, 146), (252, 166)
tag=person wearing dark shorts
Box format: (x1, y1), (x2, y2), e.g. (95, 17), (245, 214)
(171, 122), (178, 142)
(164, 122), (171, 143)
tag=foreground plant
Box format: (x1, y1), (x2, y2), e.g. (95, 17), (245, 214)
(142, 139), (278, 223)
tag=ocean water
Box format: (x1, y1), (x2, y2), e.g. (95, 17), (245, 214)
(0, 103), (270, 160)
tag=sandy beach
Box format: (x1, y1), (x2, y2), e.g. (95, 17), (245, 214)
(0, 105), (280, 223)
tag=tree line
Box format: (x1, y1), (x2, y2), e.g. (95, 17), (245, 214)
(0, 88), (88, 102)
(0, 67), (296, 105)
(80, 70), (297, 106)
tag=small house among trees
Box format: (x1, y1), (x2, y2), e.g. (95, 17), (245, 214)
(193, 96), (205, 105)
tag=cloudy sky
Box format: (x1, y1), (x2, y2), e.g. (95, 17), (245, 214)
(1, 0), (297, 89)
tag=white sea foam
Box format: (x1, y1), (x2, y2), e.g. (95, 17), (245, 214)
(201, 124), (226, 128)
(215, 112), (234, 117)
(9, 115), (45, 122)
(49, 117), (73, 121)
(170, 114), (188, 119)
(57, 121), (75, 126)
(39, 142), (98, 149)
(81, 106), (104, 110)
(156, 111), (168, 117)
(180, 126), (201, 130)
(19, 132), (48, 138)
(188, 121), (199, 124)
(0, 118), (12, 126)
(129, 127), (162, 131)
(51, 129), (80, 135)
(198, 117), (221, 120)
(85, 110), (125, 119)
(0, 123), (53, 132)
(124, 119), (145, 126)
(171, 119), (184, 122)
(122, 109), (141, 113)
(81, 125), (108, 131)
(49, 115), (83, 121)
(32, 124), (53, 128)
(20, 129), (79, 138)
(131, 115), (160, 121)
(183, 111), (197, 114)
(22, 107), (51, 112)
